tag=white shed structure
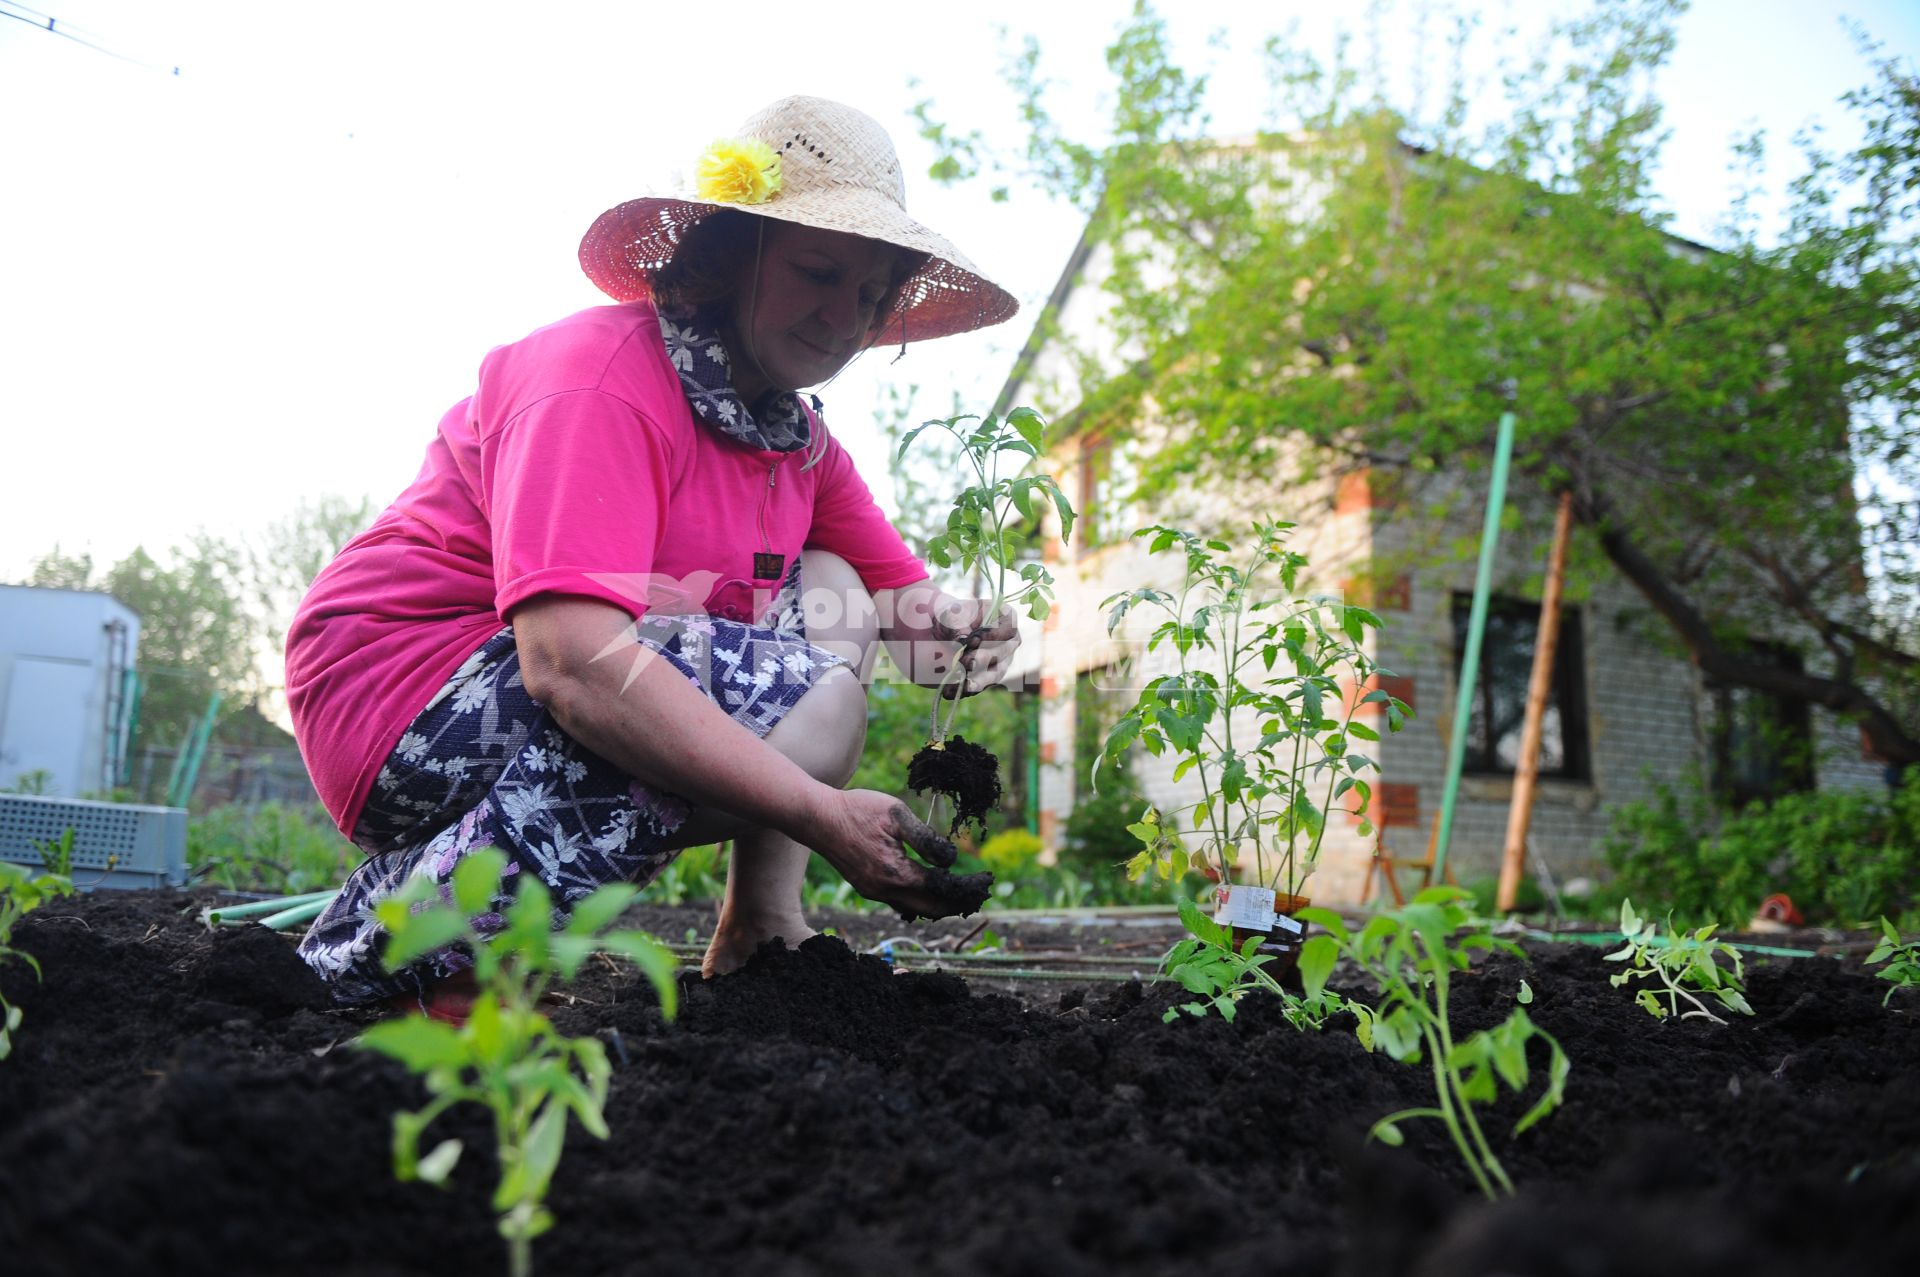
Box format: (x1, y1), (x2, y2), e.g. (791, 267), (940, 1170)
(0, 584), (140, 798)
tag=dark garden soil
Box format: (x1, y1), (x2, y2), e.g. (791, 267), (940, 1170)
(2, 888), (1917, 1277)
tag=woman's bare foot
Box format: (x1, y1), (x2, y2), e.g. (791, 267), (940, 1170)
(701, 911), (817, 978)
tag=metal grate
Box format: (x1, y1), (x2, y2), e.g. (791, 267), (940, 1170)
(0, 794), (187, 889)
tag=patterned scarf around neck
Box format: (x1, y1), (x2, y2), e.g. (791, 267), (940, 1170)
(657, 311), (815, 454)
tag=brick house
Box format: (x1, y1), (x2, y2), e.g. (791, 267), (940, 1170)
(991, 219), (1886, 906)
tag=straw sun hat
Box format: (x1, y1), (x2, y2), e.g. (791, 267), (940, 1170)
(578, 96), (1018, 345)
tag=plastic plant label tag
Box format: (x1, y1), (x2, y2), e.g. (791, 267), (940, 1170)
(1213, 885), (1277, 932)
(1272, 912), (1305, 935)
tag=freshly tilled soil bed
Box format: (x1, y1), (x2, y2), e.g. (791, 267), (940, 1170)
(1, 888), (1916, 1276)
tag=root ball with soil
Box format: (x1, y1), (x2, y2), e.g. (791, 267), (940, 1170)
(907, 735), (1002, 840)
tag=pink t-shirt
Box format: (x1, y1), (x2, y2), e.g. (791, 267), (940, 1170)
(286, 302), (928, 836)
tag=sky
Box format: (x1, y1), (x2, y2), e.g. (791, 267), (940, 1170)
(3, 0), (1918, 584)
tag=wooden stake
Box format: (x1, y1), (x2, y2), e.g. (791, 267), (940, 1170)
(1497, 490), (1574, 913)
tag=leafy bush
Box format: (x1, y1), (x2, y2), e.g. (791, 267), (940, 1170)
(990, 862), (1168, 909)
(1603, 775), (1720, 920)
(1463, 873), (1548, 917)
(188, 801), (360, 893)
(977, 828), (1042, 876)
(1160, 895), (1353, 1028)
(1101, 521), (1406, 895)
(1605, 772), (1920, 928)
(1059, 778), (1151, 877)
(648, 843), (728, 905)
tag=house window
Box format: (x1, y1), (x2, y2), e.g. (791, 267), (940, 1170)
(1710, 649), (1812, 809)
(1450, 593), (1590, 781)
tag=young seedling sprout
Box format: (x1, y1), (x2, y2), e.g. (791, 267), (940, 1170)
(358, 849), (679, 1277)
(1299, 888), (1570, 1200)
(1865, 917), (1920, 1006)
(1603, 899), (1754, 1024)
(895, 407), (1074, 838)
(1, 851), (76, 1061)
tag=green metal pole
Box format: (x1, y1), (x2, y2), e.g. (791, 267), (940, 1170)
(162, 729), (189, 808)
(1432, 411), (1517, 882)
(1026, 690), (1040, 835)
(117, 668), (143, 787)
(168, 692), (222, 807)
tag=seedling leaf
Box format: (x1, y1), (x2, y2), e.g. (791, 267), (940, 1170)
(452, 848), (510, 915)
(361, 1015), (469, 1073)
(417, 1138), (464, 1186)
(380, 909), (470, 971)
(563, 884), (640, 938)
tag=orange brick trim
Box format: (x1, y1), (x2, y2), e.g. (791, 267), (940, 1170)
(1335, 469), (1373, 515)
(1038, 810), (1059, 844)
(1350, 780), (1420, 828)
(1378, 782), (1421, 828)
(1376, 675), (1415, 714)
(1039, 674), (1059, 697)
(1039, 740), (1058, 765)
(1342, 673), (1417, 717)
(1339, 574), (1412, 613)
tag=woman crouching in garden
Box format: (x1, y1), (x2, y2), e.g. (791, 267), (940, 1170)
(285, 96), (1018, 1011)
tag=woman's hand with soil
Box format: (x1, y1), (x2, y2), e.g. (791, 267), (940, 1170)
(799, 788), (992, 920)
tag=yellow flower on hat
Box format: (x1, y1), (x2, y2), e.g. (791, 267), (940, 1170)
(695, 138), (782, 205)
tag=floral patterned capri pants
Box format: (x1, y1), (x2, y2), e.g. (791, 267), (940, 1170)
(298, 567), (843, 1005)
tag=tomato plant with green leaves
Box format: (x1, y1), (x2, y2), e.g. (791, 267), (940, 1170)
(1603, 899), (1754, 1024)
(1299, 887), (1569, 1200)
(358, 849), (679, 1277)
(1101, 520), (1408, 898)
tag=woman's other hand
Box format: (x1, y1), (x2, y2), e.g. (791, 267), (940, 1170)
(876, 581), (1020, 698)
(929, 593), (1020, 699)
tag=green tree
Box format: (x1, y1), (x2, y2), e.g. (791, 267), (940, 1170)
(927, 0), (1920, 771)
(250, 495), (376, 653)
(24, 547), (95, 591)
(98, 539), (260, 763)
